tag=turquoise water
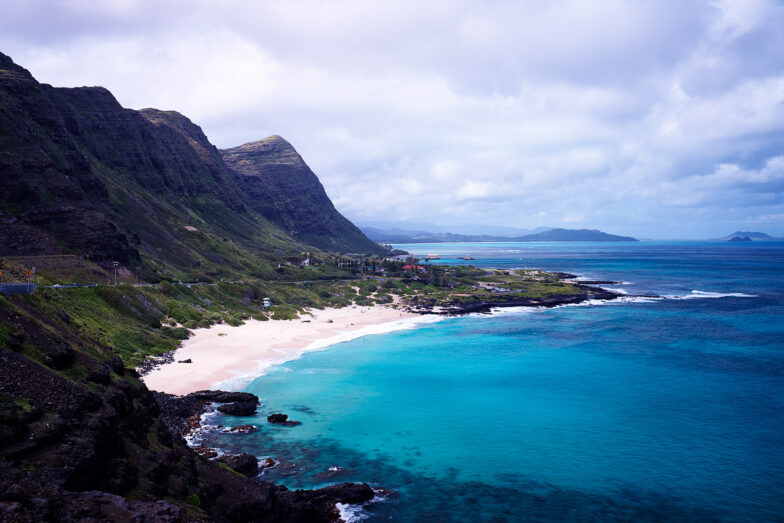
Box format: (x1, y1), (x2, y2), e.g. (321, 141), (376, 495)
(205, 242), (784, 521)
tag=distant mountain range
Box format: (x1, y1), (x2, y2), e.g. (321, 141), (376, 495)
(717, 231), (784, 242)
(363, 226), (638, 243)
(359, 220), (551, 237)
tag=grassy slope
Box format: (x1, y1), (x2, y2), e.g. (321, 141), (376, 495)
(1, 265), (588, 368)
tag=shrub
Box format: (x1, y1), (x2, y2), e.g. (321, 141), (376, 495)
(160, 326), (190, 340)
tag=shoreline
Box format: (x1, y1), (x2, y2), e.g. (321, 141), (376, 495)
(142, 305), (425, 395)
(142, 284), (626, 396)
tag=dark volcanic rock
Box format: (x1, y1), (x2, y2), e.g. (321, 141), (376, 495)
(268, 412), (302, 426)
(267, 413), (288, 423)
(216, 453), (259, 476)
(227, 424), (258, 434)
(218, 401), (257, 416)
(314, 466), (355, 481)
(154, 390), (259, 436)
(42, 345), (74, 370)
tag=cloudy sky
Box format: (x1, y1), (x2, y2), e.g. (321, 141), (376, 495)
(3, 0), (784, 238)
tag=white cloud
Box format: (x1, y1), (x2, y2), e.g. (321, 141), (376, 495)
(1, 0), (784, 237)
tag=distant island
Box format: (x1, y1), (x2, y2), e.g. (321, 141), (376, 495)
(363, 226), (638, 243)
(717, 231), (783, 242)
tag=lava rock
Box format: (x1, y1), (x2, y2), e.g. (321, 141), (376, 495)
(216, 453), (259, 476)
(87, 365), (111, 384)
(316, 482), (375, 505)
(107, 355), (125, 374)
(267, 413), (288, 424)
(267, 413), (302, 426)
(227, 424), (258, 433)
(217, 401), (257, 416)
(193, 445), (218, 459)
(43, 346), (74, 370)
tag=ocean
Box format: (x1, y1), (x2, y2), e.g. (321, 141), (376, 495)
(201, 241), (784, 521)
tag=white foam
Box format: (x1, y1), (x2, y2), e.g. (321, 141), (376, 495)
(184, 405), (224, 447)
(664, 290), (758, 300)
(337, 502), (369, 522)
(563, 296), (661, 306)
(600, 287), (629, 294)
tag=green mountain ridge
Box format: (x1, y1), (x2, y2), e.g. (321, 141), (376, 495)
(0, 51), (382, 283)
(221, 136), (379, 253)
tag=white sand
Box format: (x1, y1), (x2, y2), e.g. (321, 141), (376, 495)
(142, 305), (421, 395)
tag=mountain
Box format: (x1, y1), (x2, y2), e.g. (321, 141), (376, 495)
(359, 220), (549, 237)
(362, 227), (508, 243)
(221, 136), (379, 253)
(728, 236), (752, 242)
(513, 228), (638, 242)
(717, 231), (782, 241)
(0, 52), (381, 282)
(363, 225), (638, 243)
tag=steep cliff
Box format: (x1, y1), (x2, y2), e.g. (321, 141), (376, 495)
(0, 291), (373, 521)
(0, 52), (381, 280)
(222, 136), (382, 253)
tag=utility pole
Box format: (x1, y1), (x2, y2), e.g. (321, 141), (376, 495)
(112, 261), (119, 286)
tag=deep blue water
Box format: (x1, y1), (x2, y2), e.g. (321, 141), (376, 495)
(204, 242), (784, 521)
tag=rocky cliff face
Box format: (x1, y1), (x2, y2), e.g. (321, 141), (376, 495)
(222, 136), (382, 253)
(0, 54), (139, 263)
(0, 51), (381, 277)
(0, 296), (373, 521)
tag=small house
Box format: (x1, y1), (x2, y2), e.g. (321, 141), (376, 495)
(263, 298), (272, 308)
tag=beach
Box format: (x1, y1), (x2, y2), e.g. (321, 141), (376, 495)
(142, 305), (419, 395)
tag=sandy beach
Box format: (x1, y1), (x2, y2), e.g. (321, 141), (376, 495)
(142, 305), (420, 395)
